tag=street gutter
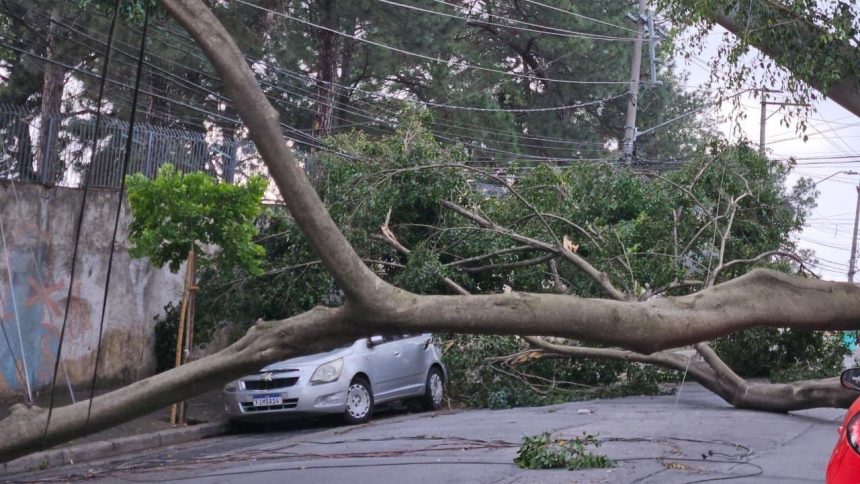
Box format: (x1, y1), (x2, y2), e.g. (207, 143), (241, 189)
(1, 420), (229, 475)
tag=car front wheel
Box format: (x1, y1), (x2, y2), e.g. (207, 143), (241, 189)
(343, 377), (374, 424)
(419, 367), (445, 411)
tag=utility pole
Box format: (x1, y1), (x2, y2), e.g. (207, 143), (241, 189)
(849, 183), (860, 283)
(758, 88), (808, 158)
(622, 0), (647, 164)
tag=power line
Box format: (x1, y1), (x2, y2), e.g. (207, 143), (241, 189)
(380, 0), (635, 41)
(234, 0), (629, 86)
(85, 3), (151, 427)
(32, 5), (620, 157)
(520, 0), (639, 33)
(42, 0), (122, 449)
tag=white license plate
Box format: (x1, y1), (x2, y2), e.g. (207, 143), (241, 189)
(252, 394), (283, 406)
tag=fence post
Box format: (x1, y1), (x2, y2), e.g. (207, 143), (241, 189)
(224, 142), (237, 184)
(143, 130), (154, 178)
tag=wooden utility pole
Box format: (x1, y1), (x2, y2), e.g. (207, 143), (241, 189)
(849, 185), (860, 283)
(622, 0), (647, 164)
(758, 88), (808, 158)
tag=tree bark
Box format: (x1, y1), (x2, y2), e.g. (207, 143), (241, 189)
(36, 4), (66, 185)
(523, 337), (856, 413)
(312, 0), (338, 138)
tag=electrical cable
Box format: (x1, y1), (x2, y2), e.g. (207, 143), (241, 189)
(521, 0), (639, 33)
(85, 4), (150, 427)
(137, 21), (617, 148)
(251, 55), (631, 114)
(0, 6), (396, 161)
(0, 218), (32, 402)
(15, 434), (768, 483)
(7, 1), (657, 170)
(30, 3), (628, 155)
(0, 285), (28, 397)
(41, 0), (121, 449)
(378, 0), (635, 41)
(233, 0), (630, 86)
(0, 39), (369, 163)
(430, 0), (638, 42)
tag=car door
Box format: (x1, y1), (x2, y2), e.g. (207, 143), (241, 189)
(389, 334), (431, 397)
(365, 336), (403, 402)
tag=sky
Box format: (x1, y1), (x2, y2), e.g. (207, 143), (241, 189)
(675, 28), (860, 282)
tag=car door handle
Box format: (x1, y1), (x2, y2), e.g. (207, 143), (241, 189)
(394, 351), (401, 357)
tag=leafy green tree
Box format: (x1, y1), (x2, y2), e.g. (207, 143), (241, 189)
(125, 163), (267, 274)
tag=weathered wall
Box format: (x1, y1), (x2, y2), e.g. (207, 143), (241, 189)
(0, 181), (183, 400)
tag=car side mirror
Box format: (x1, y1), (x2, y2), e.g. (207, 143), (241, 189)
(367, 335), (384, 347)
(840, 368), (860, 391)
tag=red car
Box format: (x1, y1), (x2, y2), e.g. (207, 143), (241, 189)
(826, 368), (860, 483)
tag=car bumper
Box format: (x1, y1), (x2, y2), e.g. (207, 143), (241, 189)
(223, 379), (350, 421)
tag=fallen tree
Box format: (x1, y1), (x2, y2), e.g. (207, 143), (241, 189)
(1, 0), (859, 463)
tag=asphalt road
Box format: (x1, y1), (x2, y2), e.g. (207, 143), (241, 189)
(11, 384), (846, 483)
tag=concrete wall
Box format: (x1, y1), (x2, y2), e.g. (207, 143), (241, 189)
(0, 181), (183, 400)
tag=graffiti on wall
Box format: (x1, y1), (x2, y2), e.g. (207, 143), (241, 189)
(0, 219), (90, 397)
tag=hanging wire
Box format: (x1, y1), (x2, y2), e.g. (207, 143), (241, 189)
(0, 219), (32, 403)
(85, 3), (150, 427)
(42, 0), (122, 449)
(7, 179), (78, 403)
(234, 0), (629, 85)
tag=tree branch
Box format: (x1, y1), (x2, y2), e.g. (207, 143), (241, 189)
(524, 336), (856, 412)
(709, 2), (860, 118)
(461, 253), (555, 274)
(441, 200), (631, 301)
(713, 250), (817, 281)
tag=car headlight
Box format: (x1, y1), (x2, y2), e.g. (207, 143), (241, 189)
(310, 358), (344, 384)
(224, 381), (238, 392)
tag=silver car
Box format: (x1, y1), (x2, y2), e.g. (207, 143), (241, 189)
(223, 333), (446, 423)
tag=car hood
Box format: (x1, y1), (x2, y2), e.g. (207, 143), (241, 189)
(260, 346), (354, 370)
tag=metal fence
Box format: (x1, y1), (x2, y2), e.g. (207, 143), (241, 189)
(0, 104), (269, 189)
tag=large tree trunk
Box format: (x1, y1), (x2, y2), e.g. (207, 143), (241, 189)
(2, 267), (858, 461)
(312, 0), (338, 138)
(0, 307), (356, 461)
(36, 4), (66, 185)
(1, 0), (858, 463)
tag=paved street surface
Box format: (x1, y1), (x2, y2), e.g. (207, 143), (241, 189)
(10, 384), (844, 483)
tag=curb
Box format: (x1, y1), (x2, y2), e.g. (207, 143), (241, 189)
(1, 420), (230, 475)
